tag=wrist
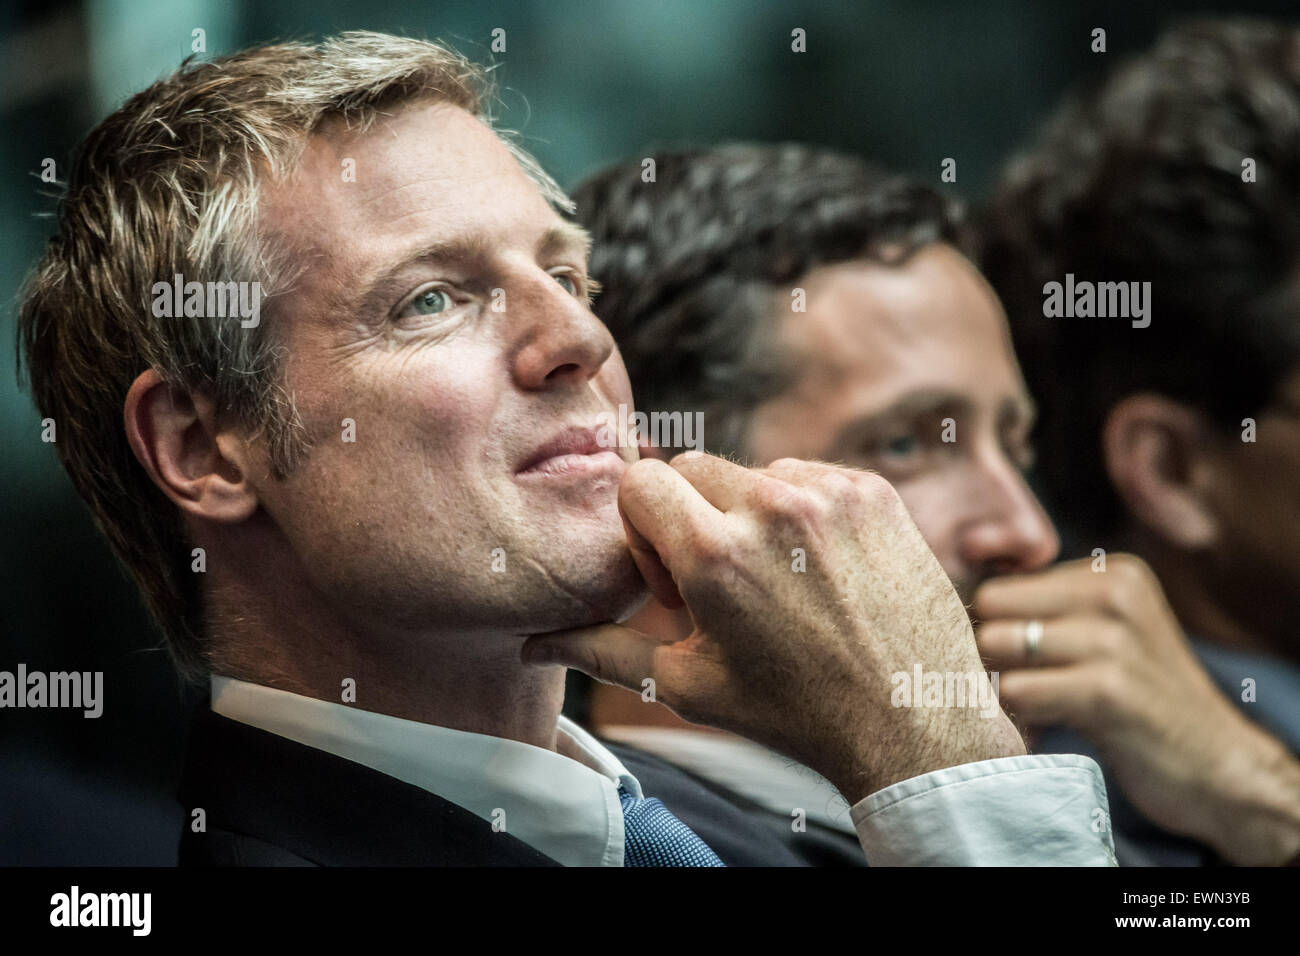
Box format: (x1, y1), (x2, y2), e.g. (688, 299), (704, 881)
(835, 711), (1027, 806)
(1199, 726), (1300, 865)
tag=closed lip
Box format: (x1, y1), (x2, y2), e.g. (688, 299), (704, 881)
(515, 425), (620, 475)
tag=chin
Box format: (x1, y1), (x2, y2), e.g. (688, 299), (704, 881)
(571, 542), (650, 623)
(528, 537), (650, 632)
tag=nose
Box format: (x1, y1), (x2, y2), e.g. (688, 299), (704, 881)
(510, 272), (615, 391)
(957, 450), (1060, 576)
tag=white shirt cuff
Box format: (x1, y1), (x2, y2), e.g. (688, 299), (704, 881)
(850, 754), (1117, 866)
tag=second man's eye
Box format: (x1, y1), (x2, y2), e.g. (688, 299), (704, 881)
(412, 288), (451, 315)
(553, 273), (578, 296)
(883, 434), (919, 457)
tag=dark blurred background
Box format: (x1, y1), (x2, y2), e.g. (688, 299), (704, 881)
(2, 0), (1296, 864)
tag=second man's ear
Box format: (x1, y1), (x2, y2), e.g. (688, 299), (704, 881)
(123, 368), (260, 523)
(1101, 393), (1218, 550)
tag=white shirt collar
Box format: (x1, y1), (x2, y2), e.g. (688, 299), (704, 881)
(600, 725), (856, 834)
(210, 675), (641, 866)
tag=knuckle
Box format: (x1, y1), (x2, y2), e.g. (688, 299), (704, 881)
(668, 449), (704, 468)
(1110, 552), (1145, 574)
(754, 476), (823, 527)
(1095, 621), (1128, 657)
(1091, 665), (1130, 712)
(687, 524), (732, 565)
(1108, 579), (1144, 619)
(857, 472), (908, 522)
(1113, 553), (1154, 587)
(1101, 556), (1154, 617)
(814, 470), (863, 511)
(853, 468), (897, 502)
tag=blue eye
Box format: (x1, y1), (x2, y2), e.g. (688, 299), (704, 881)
(412, 289), (451, 315)
(883, 435), (919, 457)
(554, 273), (578, 296)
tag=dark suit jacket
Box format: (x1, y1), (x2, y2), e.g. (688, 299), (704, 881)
(178, 705), (858, 866)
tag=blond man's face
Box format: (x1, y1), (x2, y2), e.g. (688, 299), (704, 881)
(248, 101), (647, 640)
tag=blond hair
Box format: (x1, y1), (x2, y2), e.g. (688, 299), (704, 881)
(18, 32), (569, 682)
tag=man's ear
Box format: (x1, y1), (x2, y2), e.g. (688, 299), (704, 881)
(1101, 393), (1218, 549)
(123, 369), (259, 522)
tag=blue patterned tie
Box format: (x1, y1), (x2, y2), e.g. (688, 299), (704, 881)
(618, 785), (725, 866)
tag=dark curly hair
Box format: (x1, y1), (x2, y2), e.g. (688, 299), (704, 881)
(571, 143), (964, 457)
(981, 18), (1300, 544)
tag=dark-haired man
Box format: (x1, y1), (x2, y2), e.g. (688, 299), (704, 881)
(570, 144), (1062, 860)
(981, 17), (1300, 865)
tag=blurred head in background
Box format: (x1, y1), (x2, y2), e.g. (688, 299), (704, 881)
(574, 144), (1058, 606)
(981, 18), (1300, 661)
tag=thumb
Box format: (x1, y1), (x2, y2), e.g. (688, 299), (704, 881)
(520, 622), (670, 692)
